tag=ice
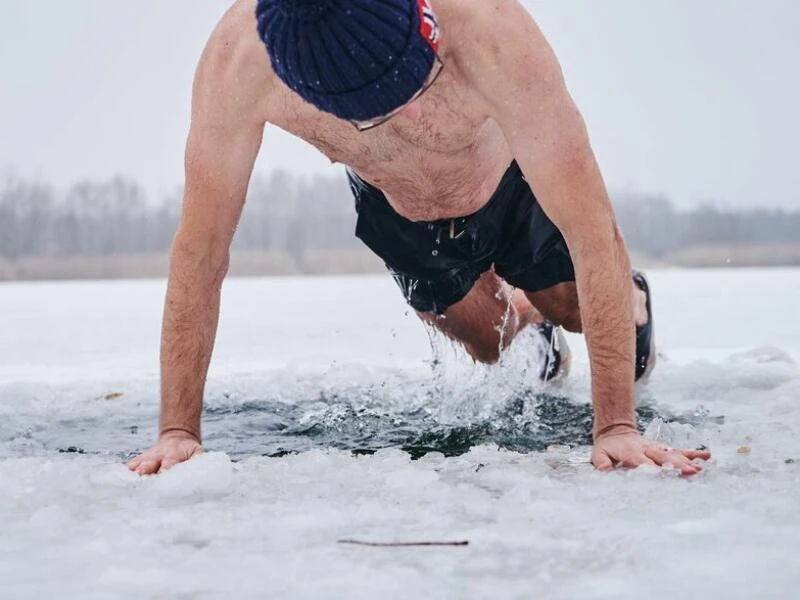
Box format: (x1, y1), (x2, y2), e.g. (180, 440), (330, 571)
(1, 271), (800, 599)
(145, 452), (234, 501)
(727, 345), (796, 365)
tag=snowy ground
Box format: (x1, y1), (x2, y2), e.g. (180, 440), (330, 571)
(1, 269), (799, 599)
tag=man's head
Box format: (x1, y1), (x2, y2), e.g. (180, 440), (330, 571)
(256, 0), (441, 129)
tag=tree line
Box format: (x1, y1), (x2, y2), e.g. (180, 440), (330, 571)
(1, 169), (799, 261)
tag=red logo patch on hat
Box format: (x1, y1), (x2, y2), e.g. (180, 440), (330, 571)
(417, 0), (440, 52)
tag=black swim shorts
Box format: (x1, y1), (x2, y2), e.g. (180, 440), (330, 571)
(348, 161), (576, 314)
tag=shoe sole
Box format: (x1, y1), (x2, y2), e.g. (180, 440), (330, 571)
(632, 270), (656, 382)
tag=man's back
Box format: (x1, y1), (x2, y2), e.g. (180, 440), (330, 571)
(202, 0), (513, 221)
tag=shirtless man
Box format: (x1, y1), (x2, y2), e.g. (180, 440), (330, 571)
(129, 0), (711, 476)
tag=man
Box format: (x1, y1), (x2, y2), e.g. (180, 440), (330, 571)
(129, 0), (711, 476)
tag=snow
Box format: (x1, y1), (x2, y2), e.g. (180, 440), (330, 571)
(1, 270), (799, 599)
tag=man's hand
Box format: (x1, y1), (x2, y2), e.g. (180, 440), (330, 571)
(127, 431), (203, 475)
(592, 430), (711, 476)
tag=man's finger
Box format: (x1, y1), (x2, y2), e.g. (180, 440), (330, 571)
(648, 447), (710, 463)
(592, 451), (615, 472)
(674, 457), (703, 476)
(682, 449), (712, 461)
(159, 457), (181, 472)
(647, 447), (704, 475)
(621, 456), (651, 469)
(135, 458), (161, 475)
(644, 446), (674, 466)
(680, 464), (702, 477)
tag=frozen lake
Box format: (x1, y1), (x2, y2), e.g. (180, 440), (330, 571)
(1, 269), (799, 599)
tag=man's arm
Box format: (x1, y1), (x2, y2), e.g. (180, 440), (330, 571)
(459, 0), (709, 473)
(129, 36), (265, 475)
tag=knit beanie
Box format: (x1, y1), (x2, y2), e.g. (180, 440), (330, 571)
(256, 0), (441, 121)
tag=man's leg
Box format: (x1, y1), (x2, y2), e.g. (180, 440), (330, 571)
(413, 266), (651, 376)
(523, 281), (650, 334)
(524, 276), (656, 381)
(417, 271), (546, 364)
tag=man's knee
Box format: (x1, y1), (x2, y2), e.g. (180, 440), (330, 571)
(549, 307), (582, 333)
(462, 311), (519, 364)
(466, 340), (503, 364)
(525, 283), (582, 333)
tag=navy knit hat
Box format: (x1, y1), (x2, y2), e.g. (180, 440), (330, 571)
(256, 0), (441, 122)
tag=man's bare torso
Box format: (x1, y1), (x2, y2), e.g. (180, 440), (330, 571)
(214, 0), (514, 222)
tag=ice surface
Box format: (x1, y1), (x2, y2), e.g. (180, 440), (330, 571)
(1, 270), (799, 599)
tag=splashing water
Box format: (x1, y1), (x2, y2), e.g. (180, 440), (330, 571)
(0, 327), (718, 465)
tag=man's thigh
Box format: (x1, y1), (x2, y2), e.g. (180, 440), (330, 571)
(418, 271), (520, 362)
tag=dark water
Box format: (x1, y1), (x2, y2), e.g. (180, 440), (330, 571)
(199, 392), (715, 460)
(4, 377), (721, 461)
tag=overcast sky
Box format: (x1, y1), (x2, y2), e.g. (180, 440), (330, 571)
(1, 1), (798, 209)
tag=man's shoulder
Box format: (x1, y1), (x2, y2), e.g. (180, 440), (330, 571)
(436, 0), (530, 34)
(437, 0), (554, 89)
(201, 0), (272, 81)
(193, 0), (276, 118)
(436, 0), (537, 64)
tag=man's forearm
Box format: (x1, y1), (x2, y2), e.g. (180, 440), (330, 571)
(158, 244), (227, 442)
(572, 229), (637, 439)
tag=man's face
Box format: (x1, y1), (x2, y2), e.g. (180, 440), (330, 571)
(350, 53), (444, 132)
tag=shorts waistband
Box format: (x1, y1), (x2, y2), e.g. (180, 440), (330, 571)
(347, 161), (523, 226)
